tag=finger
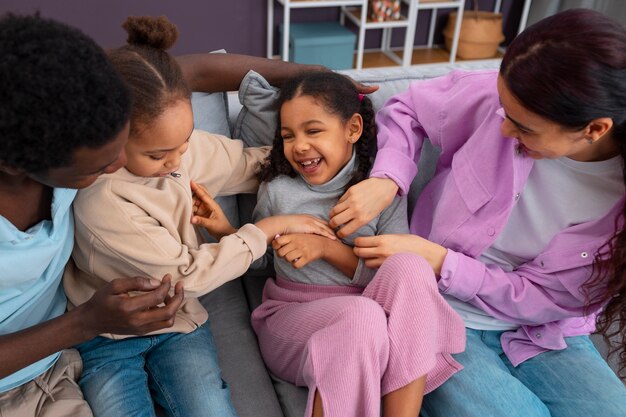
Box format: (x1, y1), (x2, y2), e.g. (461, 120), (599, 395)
(312, 224), (337, 240)
(328, 208), (353, 230)
(353, 246), (382, 259)
(364, 257), (384, 269)
(163, 279), (184, 305)
(356, 83), (378, 94)
(281, 247), (301, 263)
(291, 256), (307, 269)
(120, 280), (172, 312)
(328, 200), (350, 225)
(272, 237), (287, 251)
(276, 242), (295, 258)
(109, 276), (162, 294)
(336, 216), (368, 238)
(164, 282), (185, 310)
(353, 236), (380, 248)
(190, 181), (218, 208)
(191, 215), (217, 228)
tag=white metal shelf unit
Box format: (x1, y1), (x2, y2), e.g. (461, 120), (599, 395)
(341, 0), (465, 68)
(267, 0), (366, 62)
(340, 0), (417, 69)
(413, 0), (465, 64)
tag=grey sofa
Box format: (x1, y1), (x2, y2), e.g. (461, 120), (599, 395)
(190, 62), (623, 417)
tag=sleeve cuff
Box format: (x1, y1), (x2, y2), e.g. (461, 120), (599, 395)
(369, 148), (418, 196)
(438, 249), (485, 302)
(235, 223), (268, 260)
(351, 258), (375, 287)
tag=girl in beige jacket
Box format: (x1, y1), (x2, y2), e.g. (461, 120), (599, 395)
(62, 16), (334, 417)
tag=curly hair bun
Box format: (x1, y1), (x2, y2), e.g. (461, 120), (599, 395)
(122, 16), (178, 50)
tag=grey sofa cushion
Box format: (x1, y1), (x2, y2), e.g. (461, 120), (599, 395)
(190, 68), (282, 417)
(233, 70), (280, 148)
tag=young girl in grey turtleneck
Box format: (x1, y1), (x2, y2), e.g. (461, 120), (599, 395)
(248, 72), (465, 417)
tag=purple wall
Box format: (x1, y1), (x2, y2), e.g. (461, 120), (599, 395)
(0, 0), (524, 57)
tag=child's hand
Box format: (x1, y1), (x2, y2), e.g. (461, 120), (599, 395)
(190, 181), (236, 240)
(272, 233), (327, 269)
(281, 214), (337, 239)
(256, 214), (336, 243)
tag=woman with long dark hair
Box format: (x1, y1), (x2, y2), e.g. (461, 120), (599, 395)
(328, 9), (626, 417)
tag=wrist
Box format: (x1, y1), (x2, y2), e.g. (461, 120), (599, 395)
(431, 246), (448, 277)
(72, 303), (99, 342)
(254, 217), (279, 243)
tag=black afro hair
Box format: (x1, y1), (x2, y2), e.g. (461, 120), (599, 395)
(0, 13), (131, 173)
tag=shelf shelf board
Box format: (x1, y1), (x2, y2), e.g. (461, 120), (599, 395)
(344, 7), (410, 29)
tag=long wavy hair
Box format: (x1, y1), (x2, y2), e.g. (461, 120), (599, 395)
(500, 9), (626, 376)
(258, 71), (376, 189)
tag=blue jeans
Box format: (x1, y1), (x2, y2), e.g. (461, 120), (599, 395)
(76, 324), (237, 417)
(422, 329), (626, 417)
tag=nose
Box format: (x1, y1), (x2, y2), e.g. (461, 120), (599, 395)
(500, 118), (516, 139)
(293, 135), (310, 153)
(165, 154), (181, 169)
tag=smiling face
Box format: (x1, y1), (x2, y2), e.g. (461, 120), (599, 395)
(280, 94), (361, 185)
(124, 99), (194, 177)
(496, 76), (599, 161)
(29, 122), (130, 189)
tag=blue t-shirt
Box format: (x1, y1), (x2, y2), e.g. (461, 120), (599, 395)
(0, 188), (76, 392)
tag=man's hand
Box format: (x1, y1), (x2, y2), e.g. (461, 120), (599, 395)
(79, 274), (184, 338)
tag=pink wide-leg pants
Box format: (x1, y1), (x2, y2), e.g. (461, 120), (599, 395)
(251, 253), (466, 417)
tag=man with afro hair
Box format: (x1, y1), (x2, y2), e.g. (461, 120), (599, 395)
(0, 12), (363, 416)
(0, 13), (188, 416)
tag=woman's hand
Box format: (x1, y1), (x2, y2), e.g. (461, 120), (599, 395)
(354, 234), (447, 275)
(190, 181), (236, 240)
(329, 177), (399, 238)
(79, 274), (184, 338)
(272, 233), (327, 269)
(255, 214), (336, 243)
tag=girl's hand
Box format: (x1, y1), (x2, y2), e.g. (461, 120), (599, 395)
(329, 178), (398, 238)
(272, 233), (326, 269)
(255, 214), (336, 243)
(354, 234), (447, 275)
(190, 181), (236, 240)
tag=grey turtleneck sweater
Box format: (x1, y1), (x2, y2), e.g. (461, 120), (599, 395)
(253, 153), (409, 287)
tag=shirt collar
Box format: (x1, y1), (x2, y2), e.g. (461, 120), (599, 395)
(0, 187), (76, 242)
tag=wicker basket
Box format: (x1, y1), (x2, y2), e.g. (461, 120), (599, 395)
(443, 10), (505, 59)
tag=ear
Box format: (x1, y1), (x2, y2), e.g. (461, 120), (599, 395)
(584, 117), (614, 143)
(346, 113), (364, 144)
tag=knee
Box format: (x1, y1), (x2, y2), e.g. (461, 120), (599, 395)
(336, 298), (388, 349)
(378, 253), (437, 291)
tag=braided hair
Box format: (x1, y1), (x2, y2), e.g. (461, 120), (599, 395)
(258, 71), (376, 189)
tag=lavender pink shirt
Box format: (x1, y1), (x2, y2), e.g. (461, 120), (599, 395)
(371, 69), (624, 366)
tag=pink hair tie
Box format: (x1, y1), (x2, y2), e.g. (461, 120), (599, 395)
(358, 93), (365, 102)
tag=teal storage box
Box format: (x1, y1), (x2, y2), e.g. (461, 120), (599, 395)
(280, 22), (356, 70)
